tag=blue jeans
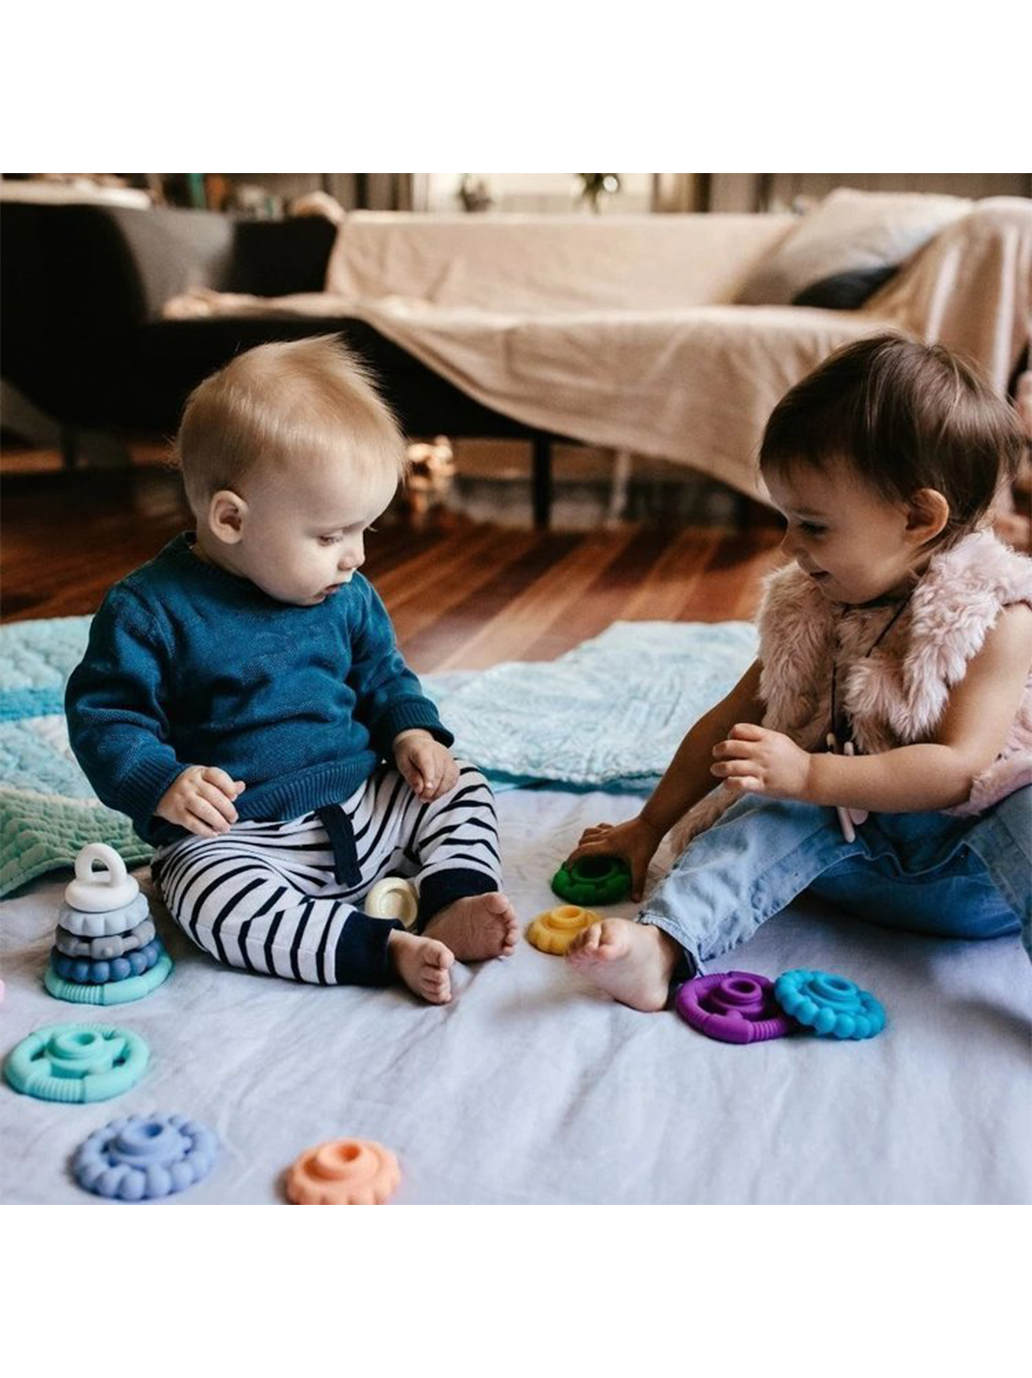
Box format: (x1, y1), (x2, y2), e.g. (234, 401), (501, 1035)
(640, 787), (1031, 972)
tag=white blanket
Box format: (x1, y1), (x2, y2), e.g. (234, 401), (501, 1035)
(2, 789), (1029, 1205)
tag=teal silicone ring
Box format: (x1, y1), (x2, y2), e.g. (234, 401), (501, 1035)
(4, 1022), (149, 1103)
(44, 951), (173, 1006)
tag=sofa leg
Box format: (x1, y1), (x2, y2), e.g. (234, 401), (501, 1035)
(60, 425), (79, 470)
(735, 491), (753, 531)
(606, 448), (634, 525)
(532, 435), (552, 529)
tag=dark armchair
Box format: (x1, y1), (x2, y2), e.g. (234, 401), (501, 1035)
(1, 201), (564, 523)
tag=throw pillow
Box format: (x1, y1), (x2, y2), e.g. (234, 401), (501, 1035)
(737, 188), (971, 309)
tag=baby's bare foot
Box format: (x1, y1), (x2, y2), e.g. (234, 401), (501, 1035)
(388, 930), (454, 1004)
(424, 891), (518, 961)
(566, 918), (679, 1012)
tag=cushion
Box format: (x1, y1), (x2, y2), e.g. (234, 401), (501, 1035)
(737, 188), (971, 309)
(0, 617), (152, 897)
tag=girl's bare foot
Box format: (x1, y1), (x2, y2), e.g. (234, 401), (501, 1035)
(424, 891), (519, 961)
(388, 930), (454, 1004)
(566, 918), (681, 1012)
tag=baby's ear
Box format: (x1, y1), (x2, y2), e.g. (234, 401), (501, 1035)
(905, 487), (950, 546)
(207, 489), (247, 544)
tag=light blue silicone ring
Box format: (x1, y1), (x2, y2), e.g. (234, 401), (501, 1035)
(44, 951), (173, 1005)
(74, 1113), (219, 1200)
(57, 892), (151, 938)
(51, 938), (163, 986)
(774, 968), (886, 1040)
(4, 1023), (149, 1102)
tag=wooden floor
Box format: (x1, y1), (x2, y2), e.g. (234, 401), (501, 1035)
(0, 458), (784, 672)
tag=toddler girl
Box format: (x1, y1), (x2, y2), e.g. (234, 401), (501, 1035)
(66, 337), (517, 1004)
(567, 334), (1032, 1008)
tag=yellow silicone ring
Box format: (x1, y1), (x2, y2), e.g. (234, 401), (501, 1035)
(526, 904), (600, 955)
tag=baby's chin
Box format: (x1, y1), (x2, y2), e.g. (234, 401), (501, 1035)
(253, 572), (356, 605)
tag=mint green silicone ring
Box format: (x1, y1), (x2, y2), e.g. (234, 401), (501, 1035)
(44, 951), (173, 1005)
(4, 1023), (149, 1103)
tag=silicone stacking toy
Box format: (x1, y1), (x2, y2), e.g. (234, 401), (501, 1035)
(774, 969), (886, 1040)
(51, 937), (165, 986)
(675, 971), (799, 1045)
(4, 1023), (149, 1103)
(54, 917), (157, 960)
(74, 1113), (218, 1201)
(551, 855), (632, 906)
(46, 843), (172, 1005)
(286, 1139), (401, 1205)
(44, 951), (173, 1005)
(527, 904), (601, 955)
(364, 876), (419, 927)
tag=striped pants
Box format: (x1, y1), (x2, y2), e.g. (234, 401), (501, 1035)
(151, 763), (501, 987)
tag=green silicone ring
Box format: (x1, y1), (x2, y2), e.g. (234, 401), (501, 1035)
(551, 855), (632, 906)
(44, 951), (173, 1005)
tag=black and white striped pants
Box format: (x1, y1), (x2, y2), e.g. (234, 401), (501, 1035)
(151, 763), (501, 987)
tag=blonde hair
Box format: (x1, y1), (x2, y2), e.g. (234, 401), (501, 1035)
(175, 336), (408, 513)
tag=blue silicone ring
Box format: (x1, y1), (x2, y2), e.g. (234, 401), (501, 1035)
(74, 1113), (219, 1201)
(50, 938), (163, 986)
(774, 968), (886, 1040)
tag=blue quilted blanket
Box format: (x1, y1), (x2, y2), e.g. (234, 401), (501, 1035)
(0, 615), (756, 896)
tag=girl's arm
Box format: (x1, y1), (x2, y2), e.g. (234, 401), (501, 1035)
(712, 605), (1032, 813)
(641, 658), (764, 836)
(568, 659), (764, 899)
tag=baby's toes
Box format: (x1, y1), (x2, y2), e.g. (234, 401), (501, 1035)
(428, 941), (454, 971)
(422, 965), (452, 1003)
(567, 924), (601, 961)
(481, 891), (512, 917)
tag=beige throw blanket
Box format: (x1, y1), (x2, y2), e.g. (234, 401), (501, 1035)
(164, 202), (1031, 501)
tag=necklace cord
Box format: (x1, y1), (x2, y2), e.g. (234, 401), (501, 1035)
(830, 594), (913, 744)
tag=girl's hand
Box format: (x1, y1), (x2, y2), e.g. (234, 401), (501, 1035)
(710, 724), (813, 800)
(155, 765), (246, 837)
(394, 729), (459, 802)
(566, 814), (663, 902)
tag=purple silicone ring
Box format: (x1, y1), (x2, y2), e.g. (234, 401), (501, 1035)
(675, 970), (798, 1045)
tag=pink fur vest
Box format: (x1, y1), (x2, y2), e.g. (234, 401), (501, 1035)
(674, 530), (1032, 849)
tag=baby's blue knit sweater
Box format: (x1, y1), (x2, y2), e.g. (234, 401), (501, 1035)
(65, 534), (452, 846)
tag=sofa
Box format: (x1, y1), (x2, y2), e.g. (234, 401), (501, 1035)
(3, 195), (1029, 526)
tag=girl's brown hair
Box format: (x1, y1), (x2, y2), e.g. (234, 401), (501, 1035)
(759, 333), (1026, 544)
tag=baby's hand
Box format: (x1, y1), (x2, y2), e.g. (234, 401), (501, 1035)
(567, 815), (662, 903)
(710, 724), (813, 800)
(155, 765), (246, 837)
(393, 730), (459, 802)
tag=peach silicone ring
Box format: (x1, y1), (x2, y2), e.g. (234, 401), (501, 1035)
(527, 904), (600, 955)
(286, 1138), (401, 1205)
